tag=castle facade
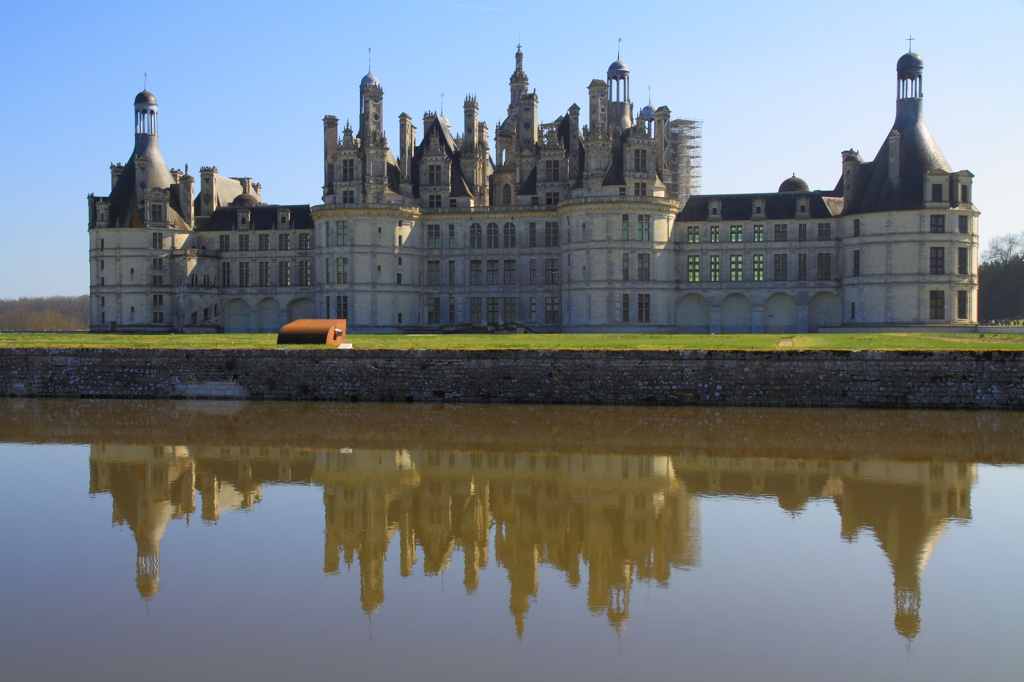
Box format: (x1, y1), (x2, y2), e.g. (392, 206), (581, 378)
(88, 49), (978, 333)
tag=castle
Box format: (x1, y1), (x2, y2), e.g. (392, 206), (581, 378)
(88, 48), (978, 333)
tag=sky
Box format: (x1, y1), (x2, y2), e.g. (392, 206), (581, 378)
(1, 0), (1022, 298)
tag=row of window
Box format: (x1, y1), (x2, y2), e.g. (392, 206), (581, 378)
(685, 223), (832, 244)
(215, 233), (313, 252)
(685, 253), (828, 283)
(416, 295), (561, 326)
(928, 290), (971, 320)
(215, 261), (313, 287)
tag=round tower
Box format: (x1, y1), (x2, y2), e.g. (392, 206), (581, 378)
(606, 59), (633, 134)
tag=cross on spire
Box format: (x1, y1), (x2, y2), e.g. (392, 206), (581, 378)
(906, 35), (914, 52)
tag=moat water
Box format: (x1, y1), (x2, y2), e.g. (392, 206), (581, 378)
(1, 399), (1022, 681)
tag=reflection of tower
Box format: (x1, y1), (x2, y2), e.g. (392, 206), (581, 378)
(89, 444), (195, 600)
(832, 461), (974, 640)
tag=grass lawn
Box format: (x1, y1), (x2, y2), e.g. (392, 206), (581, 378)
(2, 331), (1023, 351)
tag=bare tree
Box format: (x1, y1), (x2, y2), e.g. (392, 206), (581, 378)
(982, 231), (1024, 264)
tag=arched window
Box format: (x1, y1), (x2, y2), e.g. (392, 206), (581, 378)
(502, 183), (512, 205)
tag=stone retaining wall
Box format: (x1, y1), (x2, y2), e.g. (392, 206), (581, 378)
(1, 348), (1021, 409)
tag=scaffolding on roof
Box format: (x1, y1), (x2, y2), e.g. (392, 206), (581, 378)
(667, 119), (702, 206)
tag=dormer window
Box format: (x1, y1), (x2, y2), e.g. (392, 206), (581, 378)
(149, 203), (164, 222)
(341, 158), (355, 181)
(931, 183), (943, 202)
(278, 210), (291, 227)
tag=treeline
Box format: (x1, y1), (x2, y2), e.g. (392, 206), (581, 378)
(978, 257), (1024, 324)
(0, 295), (90, 331)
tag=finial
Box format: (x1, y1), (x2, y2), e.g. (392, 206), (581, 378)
(368, 47), (372, 72)
(648, 85), (651, 106)
(906, 35), (914, 52)
(618, 37), (622, 59)
(144, 72), (147, 89)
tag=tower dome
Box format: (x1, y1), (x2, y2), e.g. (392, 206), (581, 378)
(640, 104), (656, 121)
(897, 52), (924, 77)
(361, 72), (380, 87)
(778, 174), (809, 193)
(607, 59), (629, 78)
(134, 90), (157, 106)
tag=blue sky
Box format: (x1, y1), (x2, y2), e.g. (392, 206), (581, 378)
(1, 0), (1021, 298)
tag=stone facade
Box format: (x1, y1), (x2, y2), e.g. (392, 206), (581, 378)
(2, 349), (1021, 410)
(88, 49), (978, 333)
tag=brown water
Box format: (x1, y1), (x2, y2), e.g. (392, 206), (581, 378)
(1, 399), (1021, 681)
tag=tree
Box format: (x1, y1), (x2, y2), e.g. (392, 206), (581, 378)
(981, 231), (1024, 264)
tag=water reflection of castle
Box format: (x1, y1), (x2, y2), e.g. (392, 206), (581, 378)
(90, 443), (973, 639)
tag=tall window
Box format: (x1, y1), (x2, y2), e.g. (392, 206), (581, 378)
(817, 223), (831, 241)
(427, 164), (442, 185)
(853, 250), (861, 277)
(427, 297), (440, 324)
(958, 247), (968, 275)
(503, 223), (516, 248)
(753, 225), (764, 242)
(487, 260), (499, 285)
(503, 297), (516, 323)
(633, 149), (647, 172)
(470, 260), (483, 285)
(637, 253), (650, 281)
(929, 290), (945, 320)
(470, 223), (482, 248)
(529, 223), (537, 247)
(957, 290), (968, 319)
(219, 234), (230, 251)
(427, 224), (441, 249)
(298, 232), (311, 250)
(470, 297), (483, 324)
(852, 219), (860, 237)
(278, 261), (291, 286)
(637, 294), (650, 322)
(621, 215), (630, 241)
(798, 223), (807, 241)
(687, 255), (700, 283)
(238, 234), (250, 251)
(259, 234), (270, 251)
(729, 255), (743, 282)
(341, 159), (355, 181)
(622, 294), (630, 322)
(752, 254), (764, 282)
(930, 215), (945, 233)
(773, 253), (788, 282)
(342, 190), (355, 204)
(503, 260), (516, 285)
(336, 222), (349, 246)
(710, 255), (720, 282)
(448, 260), (456, 285)
(637, 215), (651, 241)
(797, 253), (808, 281)
(428, 194), (442, 208)
(529, 259), (537, 284)
(634, 183), (647, 196)
(427, 260), (441, 286)
(502, 184), (512, 205)
(930, 247), (945, 274)
(544, 296), (559, 323)
(258, 261), (270, 286)
(152, 232), (164, 249)
(220, 262), (231, 287)
(709, 226), (720, 243)
(774, 224), (788, 242)
(958, 215), (969, 234)
(545, 159), (560, 182)
(817, 253), (832, 280)
(297, 260), (311, 286)
(448, 224), (456, 248)
(338, 295), (348, 320)
(238, 262), (250, 287)
(687, 226), (700, 243)
(621, 253), (629, 281)
(486, 223), (500, 248)
(730, 225), (743, 243)
(487, 297), (500, 325)
(545, 258), (559, 284)
(336, 257), (349, 284)
(544, 222), (559, 247)
(278, 233), (291, 251)
(931, 183), (943, 202)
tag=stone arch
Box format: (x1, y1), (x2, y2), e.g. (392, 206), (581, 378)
(224, 298), (251, 333)
(764, 293), (798, 334)
(257, 297), (279, 333)
(720, 293), (752, 333)
(676, 294), (710, 333)
(287, 297), (316, 322)
(808, 292), (841, 332)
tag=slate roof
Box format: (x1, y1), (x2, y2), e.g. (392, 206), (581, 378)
(411, 115), (475, 198)
(678, 191), (843, 222)
(103, 136), (187, 229)
(196, 204), (314, 232)
(844, 98), (951, 214)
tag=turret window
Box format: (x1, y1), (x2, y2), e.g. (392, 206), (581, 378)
(633, 150), (647, 173)
(930, 215), (945, 233)
(930, 247), (945, 275)
(958, 216), (969, 234)
(929, 291), (945, 320)
(427, 165), (442, 185)
(545, 160), (561, 182)
(931, 183), (943, 202)
(341, 159), (355, 181)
